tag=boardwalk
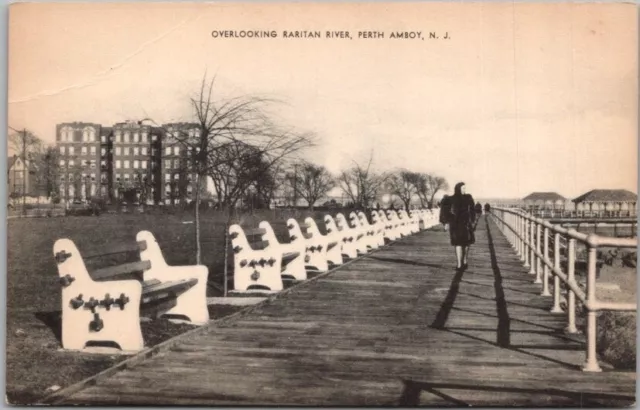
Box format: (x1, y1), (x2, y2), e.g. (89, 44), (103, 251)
(53, 216), (636, 406)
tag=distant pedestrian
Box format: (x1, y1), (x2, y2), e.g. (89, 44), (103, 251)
(484, 203), (491, 214)
(445, 182), (477, 271)
(475, 202), (483, 216)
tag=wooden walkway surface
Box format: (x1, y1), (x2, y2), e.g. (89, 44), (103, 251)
(55, 216), (636, 406)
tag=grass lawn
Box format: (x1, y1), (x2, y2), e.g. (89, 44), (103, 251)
(6, 208), (345, 404)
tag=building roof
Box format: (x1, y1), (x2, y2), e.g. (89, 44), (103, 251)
(522, 192), (566, 202)
(573, 189), (638, 203)
(8, 155), (38, 173)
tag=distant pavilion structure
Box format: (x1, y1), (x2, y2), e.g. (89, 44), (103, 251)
(572, 189), (637, 218)
(522, 192), (567, 211)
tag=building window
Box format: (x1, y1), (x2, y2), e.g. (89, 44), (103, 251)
(101, 148), (106, 156)
(115, 160), (121, 169)
(123, 147), (130, 156)
(124, 160), (130, 169)
(82, 127), (94, 142)
(69, 147), (75, 155)
(115, 147), (122, 155)
(124, 132), (130, 143)
(60, 160), (65, 167)
(165, 174), (171, 182)
(60, 146), (66, 155)
(90, 160), (96, 169)
(61, 126), (74, 141)
(81, 146), (87, 155)
(133, 147), (139, 156)
(165, 147), (171, 156)
(69, 160), (75, 167)
(141, 147), (148, 156)
(90, 146), (96, 155)
(152, 135), (157, 142)
(115, 131), (122, 143)
(124, 174), (130, 182)
(133, 160), (139, 169)
(174, 159), (180, 168)
(116, 174), (121, 182)
(100, 160), (106, 168)
(141, 160), (147, 169)
(141, 131), (148, 143)
(165, 160), (171, 169)
(174, 173), (180, 180)
(101, 135), (106, 143)
(90, 173), (96, 182)
(173, 146), (180, 155)
(133, 132), (139, 143)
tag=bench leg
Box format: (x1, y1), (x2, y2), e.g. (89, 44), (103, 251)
(157, 266), (210, 325)
(282, 253), (307, 280)
(61, 280), (144, 352)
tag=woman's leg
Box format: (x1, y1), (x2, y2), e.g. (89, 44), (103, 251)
(462, 246), (469, 266)
(455, 246), (463, 268)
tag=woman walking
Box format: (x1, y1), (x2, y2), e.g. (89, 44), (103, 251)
(447, 182), (477, 270)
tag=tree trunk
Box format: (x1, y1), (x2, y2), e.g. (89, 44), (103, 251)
(223, 210), (232, 297)
(195, 173), (202, 265)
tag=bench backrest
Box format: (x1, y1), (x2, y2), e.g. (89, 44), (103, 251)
(54, 237), (151, 286)
(335, 213), (352, 233)
(258, 220), (280, 248)
(303, 217), (324, 238)
(229, 225), (271, 254)
(357, 211), (372, 228)
(287, 218), (313, 243)
(324, 214), (339, 235)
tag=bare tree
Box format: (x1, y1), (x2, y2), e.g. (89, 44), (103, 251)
(33, 147), (60, 199)
(8, 129), (44, 162)
(152, 75), (314, 263)
(410, 173), (449, 208)
(286, 161), (334, 210)
(338, 156), (388, 209)
(386, 170), (419, 210)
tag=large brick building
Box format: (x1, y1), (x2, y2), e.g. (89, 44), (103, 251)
(56, 121), (200, 204)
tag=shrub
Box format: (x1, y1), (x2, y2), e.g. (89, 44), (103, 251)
(596, 311), (636, 370)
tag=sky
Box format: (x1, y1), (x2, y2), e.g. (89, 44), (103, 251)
(7, 2), (638, 199)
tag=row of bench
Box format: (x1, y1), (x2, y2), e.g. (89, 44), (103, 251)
(229, 209), (439, 292)
(53, 208), (437, 353)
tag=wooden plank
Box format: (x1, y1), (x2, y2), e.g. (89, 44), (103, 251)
(82, 241), (147, 259)
(245, 228), (267, 237)
(141, 278), (198, 301)
(91, 260), (151, 280)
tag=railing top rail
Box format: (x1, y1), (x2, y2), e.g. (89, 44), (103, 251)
(494, 207), (638, 249)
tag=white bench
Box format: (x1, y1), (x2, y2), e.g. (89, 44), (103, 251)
(287, 218), (330, 272)
(347, 212), (371, 254)
(230, 225), (288, 293)
(323, 214), (348, 265)
(53, 231), (208, 352)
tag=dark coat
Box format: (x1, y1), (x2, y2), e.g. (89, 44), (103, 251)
(438, 196), (451, 225)
(447, 194), (476, 246)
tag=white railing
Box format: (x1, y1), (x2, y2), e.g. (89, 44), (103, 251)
(490, 207), (637, 372)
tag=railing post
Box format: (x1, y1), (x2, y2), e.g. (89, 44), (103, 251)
(523, 217), (530, 267)
(544, 232), (558, 297)
(529, 220), (536, 275)
(535, 222), (542, 283)
(541, 227), (550, 295)
(550, 231), (563, 312)
(520, 214), (526, 261)
(583, 243), (602, 372)
(565, 237), (578, 334)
